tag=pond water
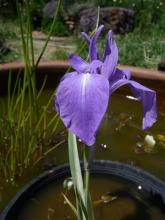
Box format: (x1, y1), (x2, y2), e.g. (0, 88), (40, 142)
(0, 87), (165, 218)
(16, 174), (165, 220)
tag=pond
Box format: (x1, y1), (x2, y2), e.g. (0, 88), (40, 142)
(15, 174), (165, 220)
(0, 86), (165, 218)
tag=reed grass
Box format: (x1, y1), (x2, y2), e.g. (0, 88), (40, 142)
(0, 0), (62, 180)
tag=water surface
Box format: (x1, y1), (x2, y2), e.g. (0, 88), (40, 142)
(0, 89), (165, 216)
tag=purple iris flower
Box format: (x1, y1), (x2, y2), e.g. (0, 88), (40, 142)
(55, 25), (157, 146)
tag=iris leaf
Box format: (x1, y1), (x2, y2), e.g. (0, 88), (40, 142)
(62, 193), (78, 217)
(68, 132), (87, 219)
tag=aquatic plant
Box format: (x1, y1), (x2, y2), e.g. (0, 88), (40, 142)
(0, 0), (62, 180)
(55, 25), (157, 219)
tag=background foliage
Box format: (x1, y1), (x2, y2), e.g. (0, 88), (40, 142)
(0, 0), (165, 68)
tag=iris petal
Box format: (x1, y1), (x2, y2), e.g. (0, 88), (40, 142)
(55, 26), (157, 146)
(81, 32), (90, 45)
(110, 68), (131, 83)
(115, 68), (131, 80)
(69, 54), (89, 73)
(89, 60), (103, 74)
(55, 71), (77, 114)
(89, 25), (104, 61)
(110, 76), (157, 130)
(55, 72), (109, 146)
(102, 30), (118, 79)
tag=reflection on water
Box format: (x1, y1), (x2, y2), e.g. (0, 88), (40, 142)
(95, 93), (165, 181)
(0, 90), (165, 214)
(17, 175), (165, 220)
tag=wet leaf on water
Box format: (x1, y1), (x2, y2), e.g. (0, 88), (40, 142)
(134, 141), (145, 154)
(93, 192), (118, 206)
(143, 135), (156, 153)
(114, 113), (133, 132)
(155, 134), (165, 149)
(156, 134), (165, 142)
(63, 177), (73, 190)
(134, 134), (158, 154)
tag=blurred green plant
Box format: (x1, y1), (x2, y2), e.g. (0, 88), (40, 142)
(0, 19), (20, 63)
(76, 23), (165, 69)
(0, 0), (165, 68)
(51, 48), (68, 60)
(41, 15), (71, 36)
(115, 25), (165, 68)
(0, 0), (64, 180)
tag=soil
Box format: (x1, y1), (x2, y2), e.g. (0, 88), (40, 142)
(6, 31), (76, 62)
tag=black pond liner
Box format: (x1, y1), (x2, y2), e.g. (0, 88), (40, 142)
(1, 160), (165, 219)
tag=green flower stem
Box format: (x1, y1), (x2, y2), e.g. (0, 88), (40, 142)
(68, 132), (95, 220)
(83, 146), (95, 220)
(68, 132), (86, 220)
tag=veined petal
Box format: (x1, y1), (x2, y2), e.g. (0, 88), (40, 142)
(69, 54), (89, 73)
(59, 71), (77, 81)
(110, 79), (157, 130)
(123, 69), (131, 80)
(110, 68), (131, 83)
(55, 72), (77, 114)
(102, 30), (118, 79)
(115, 68), (131, 80)
(89, 25), (104, 62)
(89, 60), (103, 74)
(55, 72), (109, 146)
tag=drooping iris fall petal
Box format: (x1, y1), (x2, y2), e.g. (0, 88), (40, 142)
(109, 68), (131, 85)
(109, 72), (157, 130)
(55, 72), (109, 146)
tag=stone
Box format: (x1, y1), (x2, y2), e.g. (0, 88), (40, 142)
(42, 3), (135, 34)
(0, 40), (11, 56)
(158, 61), (165, 72)
(0, 0), (17, 17)
(43, 0), (58, 19)
(79, 7), (135, 34)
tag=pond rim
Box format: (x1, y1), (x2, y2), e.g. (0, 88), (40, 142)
(1, 160), (165, 220)
(0, 61), (165, 95)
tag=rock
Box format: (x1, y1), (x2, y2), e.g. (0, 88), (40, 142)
(0, 0), (17, 17)
(43, 0), (58, 19)
(0, 40), (11, 55)
(158, 61), (165, 71)
(62, 5), (93, 33)
(79, 7), (135, 34)
(42, 2), (135, 35)
(32, 11), (42, 30)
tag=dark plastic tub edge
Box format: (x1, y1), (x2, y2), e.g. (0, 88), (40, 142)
(1, 160), (165, 219)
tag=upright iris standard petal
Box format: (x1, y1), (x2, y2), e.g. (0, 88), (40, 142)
(55, 72), (109, 146)
(109, 73), (157, 130)
(89, 25), (104, 61)
(102, 30), (118, 79)
(81, 32), (90, 45)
